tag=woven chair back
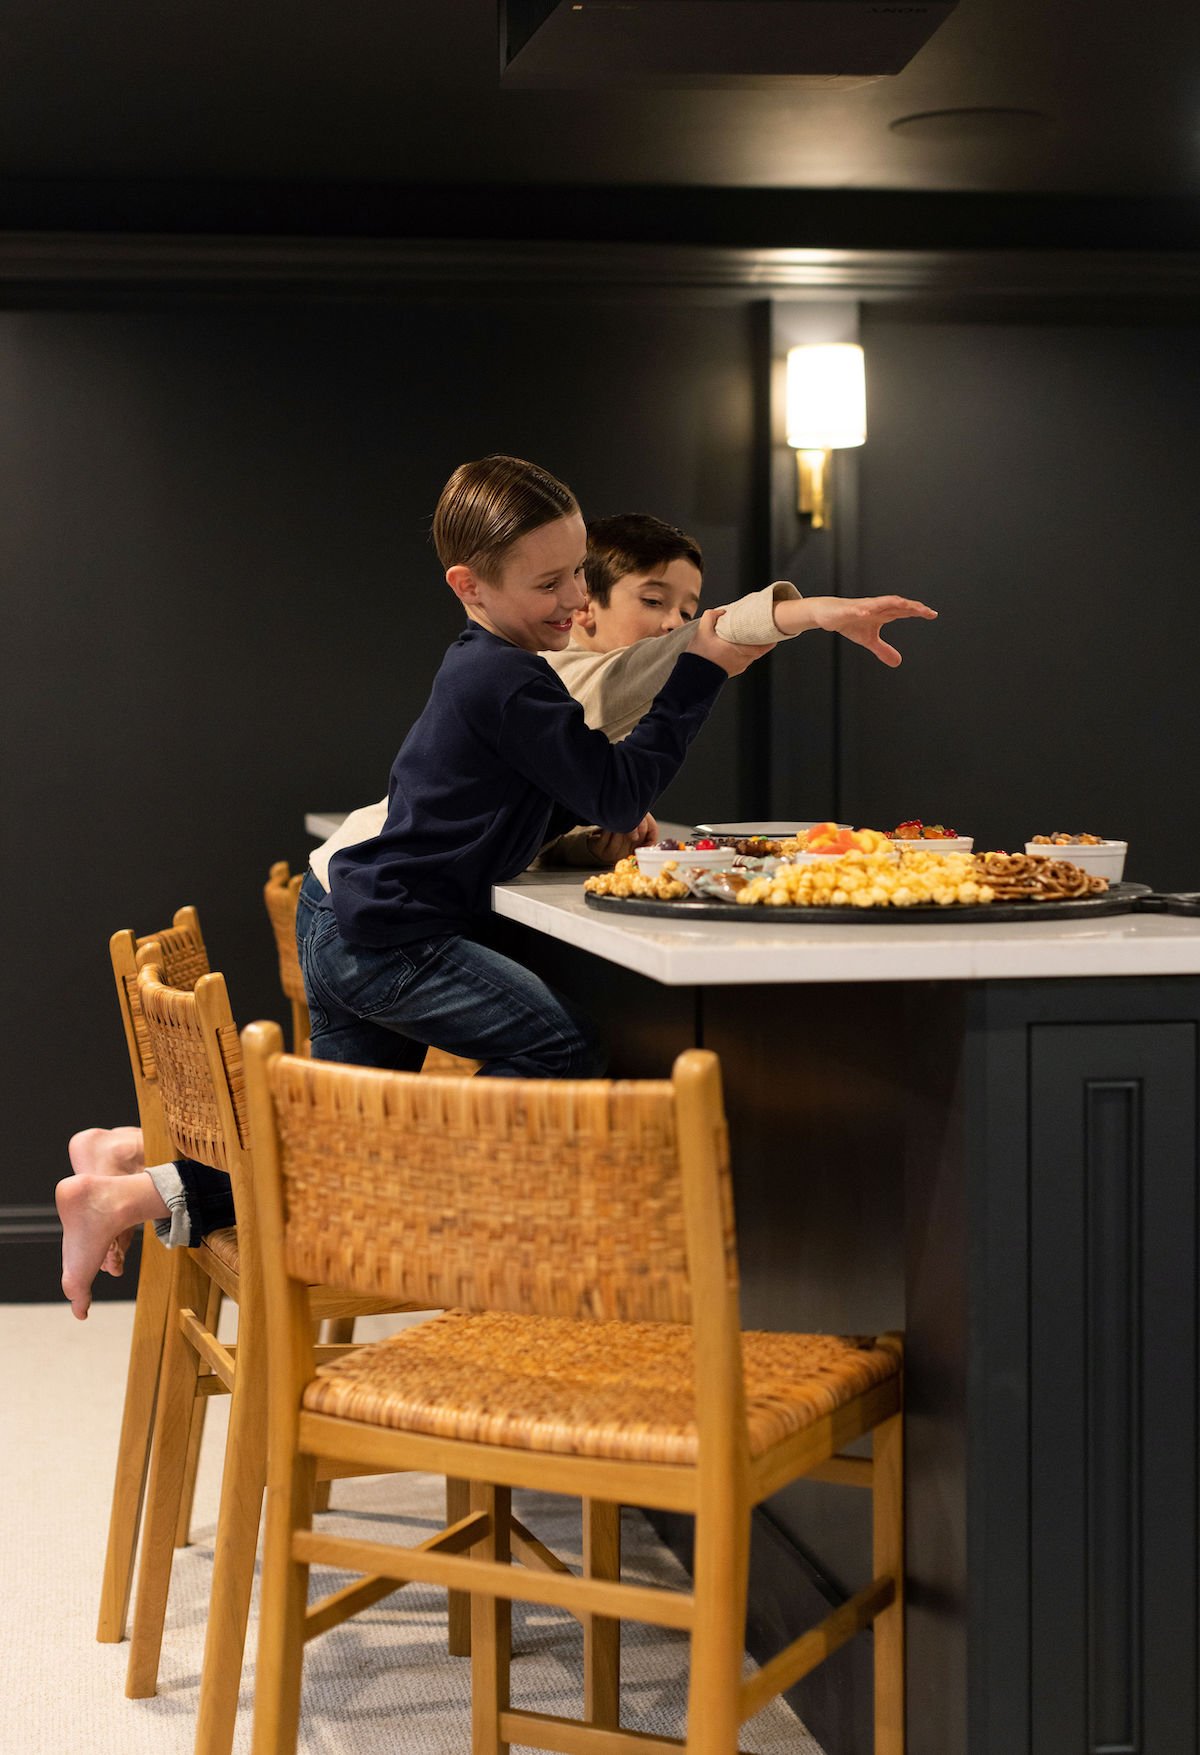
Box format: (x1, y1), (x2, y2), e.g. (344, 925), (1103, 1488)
(111, 909), (210, 1087)
(137, 959), (250, 1180)
(263, 862), (306, 1006)
(265, 1055), (721, 1324)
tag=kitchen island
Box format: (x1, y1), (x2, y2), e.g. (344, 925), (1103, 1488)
(487, 868), (1200, 1755)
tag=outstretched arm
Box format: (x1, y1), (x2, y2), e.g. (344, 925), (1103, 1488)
(771, 594), (937, 666)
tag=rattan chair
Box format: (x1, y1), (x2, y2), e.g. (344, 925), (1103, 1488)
(262, 858), (479, 1480)
(243, 1034), (906, 1755)
(130, 950), (540, 1755)
(263, 861), (349, 1511)
(96, 908), (220, 1646)
(126, 950), (435, 1753)
(264, 862), (312, 1057)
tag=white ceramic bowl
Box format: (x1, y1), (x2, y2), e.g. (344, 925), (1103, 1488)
(890, 836), (974, 856)
(634, 845), (741, 877)
(1024, 840), (1127, 881)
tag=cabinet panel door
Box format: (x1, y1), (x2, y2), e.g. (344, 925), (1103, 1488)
(1029, 1023), (1197, 1755)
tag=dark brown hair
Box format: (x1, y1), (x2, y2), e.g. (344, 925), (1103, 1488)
(583, 512), (704, 606)
(432, 455), (579, 582)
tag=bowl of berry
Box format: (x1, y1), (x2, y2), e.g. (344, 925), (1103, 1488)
(884, 819), (974, 856)
(634, 836), (766, 877)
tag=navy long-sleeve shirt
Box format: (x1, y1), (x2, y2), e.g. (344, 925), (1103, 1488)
(329, 623), (725, 946)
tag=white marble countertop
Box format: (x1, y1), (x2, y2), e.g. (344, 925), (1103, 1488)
(307, 810), (1200, 986)
(492, 869), (1200, 986)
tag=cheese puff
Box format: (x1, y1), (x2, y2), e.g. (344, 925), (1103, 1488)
(850, 889), (876, 907)
(867, 885), (891, 905)
(891, 885), (915, 907)
(956, 881), (980, 904)
(830, 888), (850, 905)
(978, 885), (995, 903)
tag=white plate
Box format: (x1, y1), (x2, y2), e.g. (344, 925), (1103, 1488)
(693, 821), (850, 837)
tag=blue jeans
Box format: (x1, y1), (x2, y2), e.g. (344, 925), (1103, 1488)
(302, 900), (606, 1079)
(296, 865), (325, 955)
(172, 1157), (237, 1241)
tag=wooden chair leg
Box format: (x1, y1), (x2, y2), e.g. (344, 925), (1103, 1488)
(312, 1315), (355, 1513)
(583, 1499), (621, 1727)
(873, 1408), (905, 1755)
(250, 1450), (317, 1755)
(96, 1224), (173, 1643)
(684, 1498), (750, 1754)
(193, 1309), (270, 1755)
(447, 1476), (473, 1656)
(470, 1482), (512, 1755)
(175, 1278), (223, 1547)
(125, 1248), (211, 1697)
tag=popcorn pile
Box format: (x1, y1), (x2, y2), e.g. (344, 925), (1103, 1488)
(734, 848), (993, 910)
(584, 856), (690, 901)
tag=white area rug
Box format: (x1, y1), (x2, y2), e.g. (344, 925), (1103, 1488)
(0, 1302), (823, 1755)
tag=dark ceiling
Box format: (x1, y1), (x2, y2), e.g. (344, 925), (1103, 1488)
(2, 0), (1199, 247)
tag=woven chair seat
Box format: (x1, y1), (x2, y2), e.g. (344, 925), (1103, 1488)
(201, 1227), (240, 1275)
(301, 1310), (899, 1466)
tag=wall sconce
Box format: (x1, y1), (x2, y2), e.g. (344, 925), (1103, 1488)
(785, 342), (866, 529)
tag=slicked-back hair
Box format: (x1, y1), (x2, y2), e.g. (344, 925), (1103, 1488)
(432, 455), (579, 582)
(583, 512), (704, 607)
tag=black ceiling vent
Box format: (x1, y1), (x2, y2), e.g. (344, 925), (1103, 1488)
(499, 0), (958, 86)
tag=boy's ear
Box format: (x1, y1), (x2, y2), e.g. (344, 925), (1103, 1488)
(574, 595), (597, 633)
(445, 563), (484, 607)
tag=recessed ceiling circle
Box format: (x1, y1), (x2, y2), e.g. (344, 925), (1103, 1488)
(889, 107), (1054, 142)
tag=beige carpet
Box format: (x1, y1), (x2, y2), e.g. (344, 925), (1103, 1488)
(0, 1301), (823, 1755)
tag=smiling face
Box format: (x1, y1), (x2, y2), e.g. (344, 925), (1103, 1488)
(574, 556), (703, 653)
(446, 512), (588, 652)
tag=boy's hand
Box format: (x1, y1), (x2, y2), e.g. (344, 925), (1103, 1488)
(688, 608), (774, 676)
(588, 813), (659, 866)
(803, 595), (937, 667)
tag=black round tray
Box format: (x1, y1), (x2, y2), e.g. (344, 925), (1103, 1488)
(1135, 891), (1200, 917)
(584, 881), (1152, 925)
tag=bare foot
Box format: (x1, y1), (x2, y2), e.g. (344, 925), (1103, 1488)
(55, 1173), (166, 1321)
(67, 1127), (146, 1274)
(68, 1125), (144, 1177)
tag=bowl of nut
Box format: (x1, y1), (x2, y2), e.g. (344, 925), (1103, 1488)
(1024, 834), (1127, 882)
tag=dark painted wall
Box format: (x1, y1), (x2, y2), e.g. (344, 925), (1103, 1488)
(0, 297), (756, 1298)
(5, 289), (1199, 1297)
(831, 316), (1200, 878)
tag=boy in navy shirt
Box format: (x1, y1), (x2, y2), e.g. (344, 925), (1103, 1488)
(304, 456), (769, 1076)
